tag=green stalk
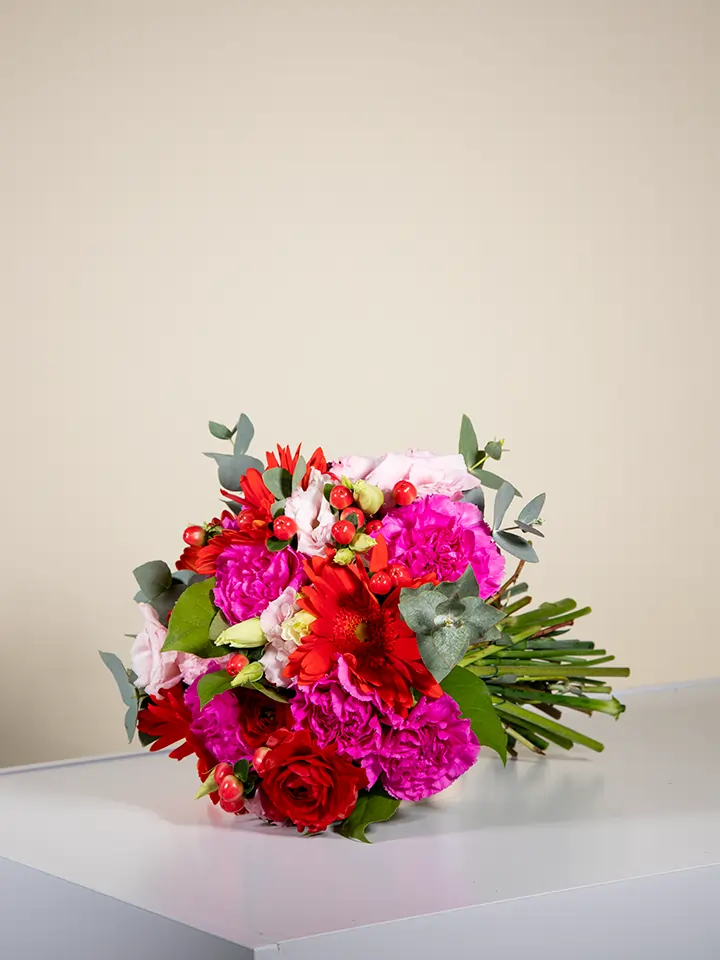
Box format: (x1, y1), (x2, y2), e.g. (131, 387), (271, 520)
(502, 596), (533, 616)
(470, 663), (630, 680)
(503, 725), (548, 754)
(493, 701), (605, 752)
(490, 686), (626, 718)
(495, 648), (608, 660)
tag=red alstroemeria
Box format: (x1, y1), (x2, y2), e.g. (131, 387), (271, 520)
(137, 687), (220, 803)
(224, 468), (275, 542)
(285, 557), (442, 716)
(265, 443), (328, 490)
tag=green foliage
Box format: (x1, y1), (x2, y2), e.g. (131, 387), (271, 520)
(133, 560), (173, 600)
(492, 481), (515, 532)
(493, 529), (539, 563)
(441, 666), (507, 764)
(292, 456), (306, 491)
(197, 669), (233, 706)
(162, 578), (218, 656)
(338, 786), (401, 843)
(204, 413), (262, 491)
(99, 651), (139, 743)
(399, 566), (505, 681)
(518, 493), (546, 525)
(263, 467), (293, 499)
(208, 420), (235, 441)
(195, 769), (219, 799)
(461, 486), (485, 513)
(459, 414), (479, 468)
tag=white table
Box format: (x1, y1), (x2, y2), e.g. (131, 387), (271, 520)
(1, 681), (719, 959)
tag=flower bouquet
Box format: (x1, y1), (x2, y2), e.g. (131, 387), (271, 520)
(102, 413), (629, 840)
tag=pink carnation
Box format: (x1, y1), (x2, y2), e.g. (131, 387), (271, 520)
(366, 695), (480, 802)
(184, 668), (251, 764)
(213, 542), (304, 625)
(129, 603), (183, 698)
(381, 494), (504, 597)
(332, 451), (479, 501)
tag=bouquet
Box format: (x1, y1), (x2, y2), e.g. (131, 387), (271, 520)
(102, 413), (629, 841)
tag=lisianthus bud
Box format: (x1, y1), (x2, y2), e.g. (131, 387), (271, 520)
(333, 547), (355, 565)
(280, 610), (315, 644)
(217, 617), (266, 649)
(350, 533), (376, 554)
(354, 480), (384, 515)
(230, 661), (264, 687)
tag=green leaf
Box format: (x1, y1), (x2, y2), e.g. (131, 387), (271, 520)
(338, 787), (401, 843)
(263, 467), (293, 500)
(399, 582), (504, 682)
(204, 452), (264, 491)
(208, 610), (230, 643)
(233, 414), (255, 455)
(197, 669), (233, 706)
(441, 666), (508, 763)
(266, 537), (289, 552)
(493, 529), (539, 563)
(439, 564), (479, 600)
(459, 414), (479, 468)
(195, 769), (219, 799)
(230, 662), (264, 686)
(247, 681), (290, 703)
(461, 487), (485, 513)
(292, 456), (306, 490)
(99, 651), (138, 743)
(473, 469), (521, 497)
(208, 420), (234, 440)
(515, 520), (545, 538)
(493, 481), (515, 532)
(132, 560), (173, 601)
(518, 492), (546, 525)
(234, 760), (250, 782)
(484, 440), (503, 461)
(271, 499), (287, 518)
(162, 577), (218, 656)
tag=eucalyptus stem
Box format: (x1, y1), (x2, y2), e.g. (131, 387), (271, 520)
(489, 560), (526, 606)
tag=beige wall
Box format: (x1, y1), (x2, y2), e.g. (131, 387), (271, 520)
(1, 0), (718, 766)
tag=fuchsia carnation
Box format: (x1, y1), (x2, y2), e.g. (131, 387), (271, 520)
(366, 694), (480, 802)
(381, 494), (504, 598)
(290, 659), (391, 762)
(185, 670), (251, 765)
(213, 541), (304, 624)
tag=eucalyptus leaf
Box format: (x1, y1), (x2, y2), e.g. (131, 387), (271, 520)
(518, 493), (546, 525)
(461, 486), (485, 514)
(233, 413), (255, 455)
(263, 467), (293, 499)
(162, 577), (218, 656)
(204, 452), (264, 491)
(493, 529), (539, 563)
(493, 481), (515, 532)
(484, 440), (503, 461)
(197, 669), (233, 707)
(472, 469), (521, 497)
(514, 520), (545, 538)
(222, 499), (243, 515)
(133, 560), (173, 601)
(99, 651), (138, 743)
(338, 787), (401, 843)
(459, 414), (479, 468)
(441, 666), (507, 764)
(292, 456), (307, 491)
(271, 499), (287, 518)
(208, 420), (234, 440)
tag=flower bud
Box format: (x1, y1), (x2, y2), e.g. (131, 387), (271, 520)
(333, 547), (355, 566)
(350, 533), (376, 554)
(217, 617), (266, 649)
(230, 660), (264, 687)
(354, 480), (384, 515)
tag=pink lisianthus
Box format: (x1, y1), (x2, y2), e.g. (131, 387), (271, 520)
(178, 652), (233, 685)
(130, 603), (183, 698)
(259, 586), (301, 687)
(381, 494), (504, 597)
(213, 541), (304, 625)
(365, 694), (480, 802)
(282, 468), (335, 557)
(332, 451), (479, 501)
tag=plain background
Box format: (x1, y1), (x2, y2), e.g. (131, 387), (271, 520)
(1, 0), (717, 767)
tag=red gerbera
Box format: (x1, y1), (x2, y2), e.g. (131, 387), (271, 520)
(285, 557), (442, 716)
(266, 444), (328, 490)
(137, 686), (220, 803)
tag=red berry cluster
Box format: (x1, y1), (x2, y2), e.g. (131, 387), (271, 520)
(213, 763), (245, 814)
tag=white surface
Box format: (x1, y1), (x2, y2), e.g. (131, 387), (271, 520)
(1, 681), (719, 957)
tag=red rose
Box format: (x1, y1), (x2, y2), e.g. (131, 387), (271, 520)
(236, 689), (293, 750)
(261, 730), (367, 833)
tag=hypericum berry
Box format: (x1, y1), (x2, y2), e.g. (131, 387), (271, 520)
(183, 525), (206, 547)
(220, 796), (245, 814)
(340, 506), (365, 528)
(369, 571), (393, 595)
(253, 746), (271, 772)
(329, 484), (354, 510)
(226, 653), (249, 677)
(213, 762), (234, 784)
(364, 519), (383, 536)
(332, 520), (355, 545)
(218, 775), (244, 803)
(272, 515), (298, 541)
(392, 480), (417, 506)
(387, 562), (413, 587)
